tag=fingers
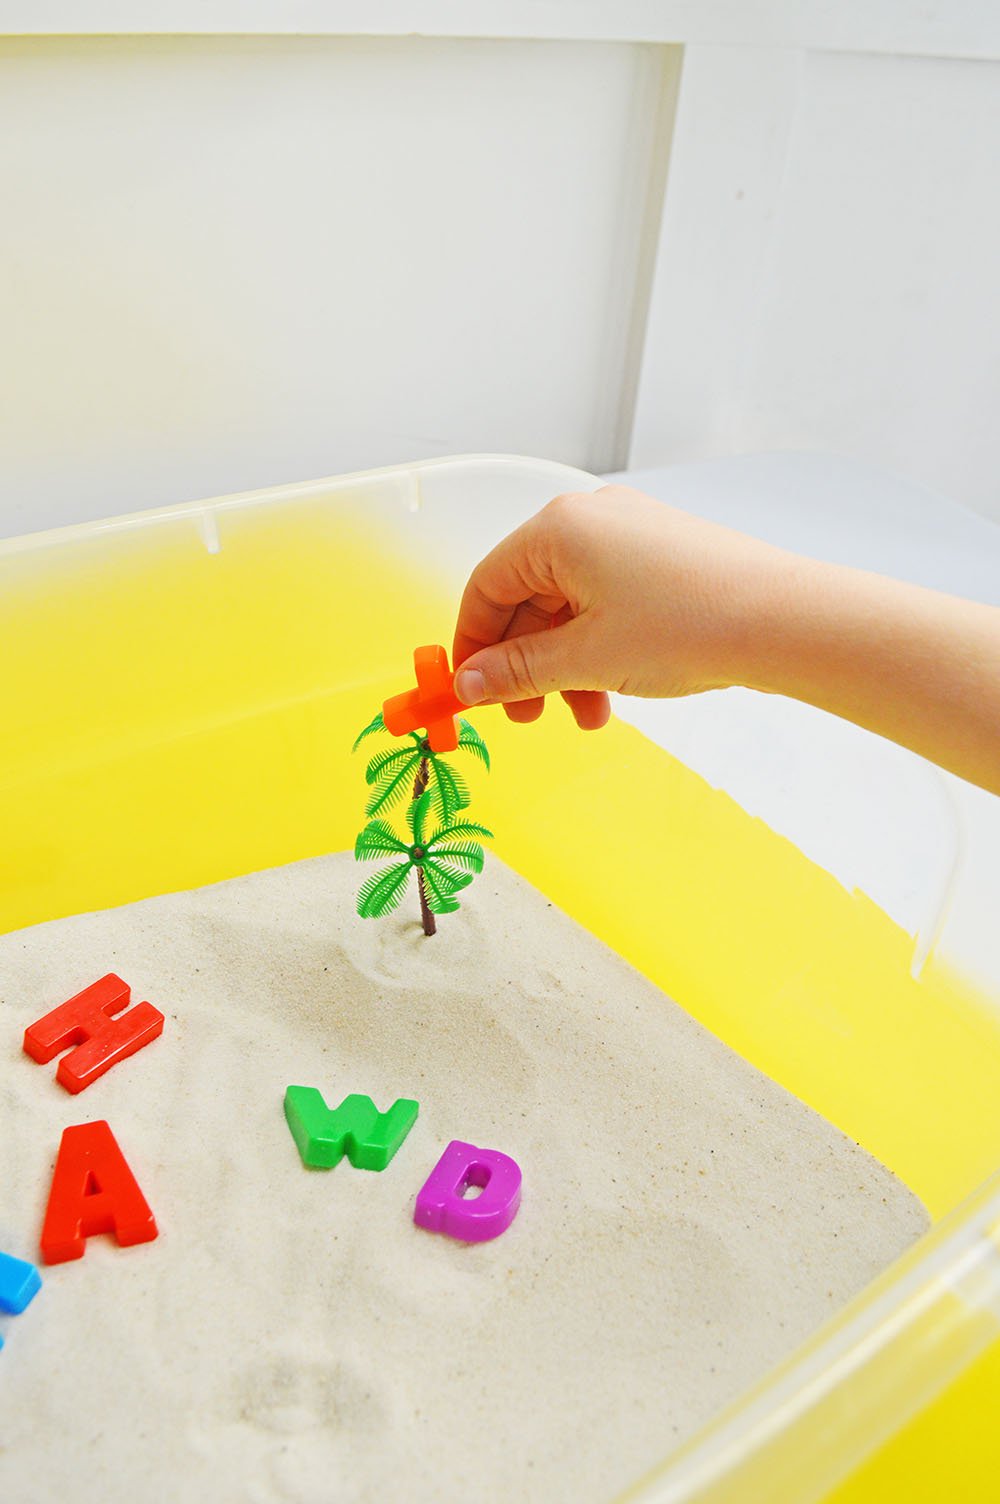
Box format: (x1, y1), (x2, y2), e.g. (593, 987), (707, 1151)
(501, 689), (609, 729)
(504, 698), (546, 724)
(451, 492), (612, 731)
(490, 598), (561, 724)
(452, 512), (565, 670)
(561, 689), (611, 730)
(454, 615), (596, 708)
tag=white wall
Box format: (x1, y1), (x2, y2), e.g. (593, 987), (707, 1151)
(0, 16), (998, 534)
(631, 44), (1000, 520)
(0, 34), (675, 536)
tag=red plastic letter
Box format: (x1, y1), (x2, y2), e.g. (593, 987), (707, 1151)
(40, 1121), (158, 1265)
(23, 973), (164, 1094)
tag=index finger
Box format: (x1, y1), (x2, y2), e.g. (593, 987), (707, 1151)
(452, 517), (564, 669)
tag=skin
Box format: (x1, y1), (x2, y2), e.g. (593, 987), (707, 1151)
(451, 485), (1000, 797)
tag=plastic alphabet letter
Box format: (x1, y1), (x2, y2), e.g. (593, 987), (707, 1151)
(382, 644), (466, 753)
(40, 1121), (158, 1265)
(413, 1140), (522, 1243)
(0, 1251), (42, 1350)
(284, 1087), (419, 1171)
(23, 973), (164, 1094)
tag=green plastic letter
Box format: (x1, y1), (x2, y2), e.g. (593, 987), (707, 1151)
(284, 1087), (419, 1171)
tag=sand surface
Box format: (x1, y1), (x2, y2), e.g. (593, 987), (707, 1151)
(0, 853), (928, 1504)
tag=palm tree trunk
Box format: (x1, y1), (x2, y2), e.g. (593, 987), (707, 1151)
(413, 754), (436, 937)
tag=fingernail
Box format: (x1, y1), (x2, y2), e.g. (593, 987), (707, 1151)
(455, 668), (486, 706)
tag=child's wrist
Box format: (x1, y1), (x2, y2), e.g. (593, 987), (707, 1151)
(709, 547), (818, 696)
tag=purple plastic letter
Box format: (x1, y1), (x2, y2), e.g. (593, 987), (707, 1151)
(413, 1139), (522, 1243)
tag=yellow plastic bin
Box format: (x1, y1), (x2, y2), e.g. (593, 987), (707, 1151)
(2, 454), (999, 1502)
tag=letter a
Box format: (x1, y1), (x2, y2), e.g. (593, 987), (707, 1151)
(40, 1121), (158, 1265)
(284, 1087), (418, 1171)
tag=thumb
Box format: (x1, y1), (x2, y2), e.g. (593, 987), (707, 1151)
(453, 618), (593, 706)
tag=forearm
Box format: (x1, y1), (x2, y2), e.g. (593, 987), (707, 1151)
(450, 485), (1000, 791)
(741, 555), (1000, 795)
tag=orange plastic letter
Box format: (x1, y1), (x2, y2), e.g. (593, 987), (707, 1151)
(382, 645), (466, 752)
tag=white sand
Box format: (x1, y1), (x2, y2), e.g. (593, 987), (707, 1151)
(0, 853), (927, 1504)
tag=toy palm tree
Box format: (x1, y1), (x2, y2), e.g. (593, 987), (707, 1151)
(353, 646), (492, 936)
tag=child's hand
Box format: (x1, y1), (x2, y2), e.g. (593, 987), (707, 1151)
(451, 485), (795, 729)
(451, 485), (1000, 795)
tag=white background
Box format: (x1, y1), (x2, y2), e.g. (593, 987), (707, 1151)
(0, 34), (672, 534)
(1, 6), (999, 533)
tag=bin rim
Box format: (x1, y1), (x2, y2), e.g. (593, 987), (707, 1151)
(619, 1168), (1000, 1503)
(0, 451), (600, 556)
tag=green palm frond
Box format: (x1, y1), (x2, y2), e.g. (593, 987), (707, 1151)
(457, 718), (491, 770)
(427, 755), (469, 822)
(365, 756), (422, 817)
(406, 790), (433, 847)
(352, 710), (386, 752)
(355, 819), (410, 860)
(364, 744), (420, 785)
(425, 839), (484, 873)
(423, 857), (475, 893)
(429, 819), (493, 843)
(420, 859), (472, 914)
(357, 861), (412, 918)
(352, 696), (493, 929)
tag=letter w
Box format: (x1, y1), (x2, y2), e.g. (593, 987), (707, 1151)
(283, 1087), (418, 1172)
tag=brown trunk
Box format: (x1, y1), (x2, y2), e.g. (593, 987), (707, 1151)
(413, 751), (436, 937)
(416, 867), (436, 937)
